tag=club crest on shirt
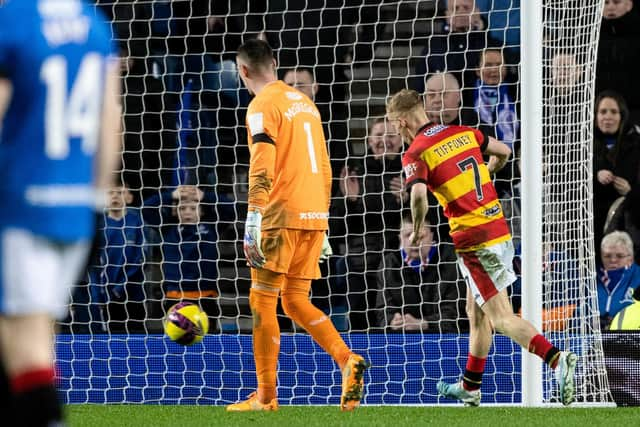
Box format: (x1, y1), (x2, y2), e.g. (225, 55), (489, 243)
(623, 287), (635, 304)
(286, 91), (303, 100)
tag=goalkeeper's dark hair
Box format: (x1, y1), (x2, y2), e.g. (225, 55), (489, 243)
(237, 38), (275, 73)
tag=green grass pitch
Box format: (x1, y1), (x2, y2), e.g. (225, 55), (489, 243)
(67, 405), (639, 427)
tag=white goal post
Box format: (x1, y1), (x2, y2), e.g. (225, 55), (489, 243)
(520, 0), (544, 405)
(522, 0), (612, 406)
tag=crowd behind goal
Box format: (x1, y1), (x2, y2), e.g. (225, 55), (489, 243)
(61, 0), (640, 338)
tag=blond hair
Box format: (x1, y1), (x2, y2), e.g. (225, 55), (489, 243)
(386, 89), (423, 117)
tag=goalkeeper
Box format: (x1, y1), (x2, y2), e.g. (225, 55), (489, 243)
(386, 89), (577, 406)
(226, 39), (369, 412)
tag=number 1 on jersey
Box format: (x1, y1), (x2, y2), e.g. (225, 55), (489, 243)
(303, 121), (319, 174)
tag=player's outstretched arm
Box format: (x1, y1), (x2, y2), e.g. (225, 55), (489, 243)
(410, 182), (428, 245)
(97, 60), (123, 197)
(484, 136), (511, 174)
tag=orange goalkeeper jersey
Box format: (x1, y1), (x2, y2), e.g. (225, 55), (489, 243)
(245, 80), (331, 231)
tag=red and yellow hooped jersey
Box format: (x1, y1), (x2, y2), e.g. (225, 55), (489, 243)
(402, 123), (511, 251)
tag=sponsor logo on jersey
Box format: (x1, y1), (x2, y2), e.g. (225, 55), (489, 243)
(483, 205), (501, 217)
(39, 0), (90, 46)
(403, 162), (417, 178)
(299, 211), (329, 220)
(25, 184), (95, 206)
(424, 124), (447, 136)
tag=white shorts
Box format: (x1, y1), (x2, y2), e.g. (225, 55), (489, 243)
(0, 227), (90, 319)
(456, 240), (516, 306)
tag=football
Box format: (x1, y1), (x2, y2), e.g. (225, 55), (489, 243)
(163, 301), (209, 345)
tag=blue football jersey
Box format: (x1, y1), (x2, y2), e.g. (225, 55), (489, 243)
(0, 0), (116, 241)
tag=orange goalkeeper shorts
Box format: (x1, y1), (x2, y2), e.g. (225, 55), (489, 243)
(256, 228), (325, 279)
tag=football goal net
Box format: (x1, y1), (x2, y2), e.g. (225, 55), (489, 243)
(57, 0), (611, 406)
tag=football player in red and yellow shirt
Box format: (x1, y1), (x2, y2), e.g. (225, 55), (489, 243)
(226, 39), (368, 412)
(387, 89), (577, 406)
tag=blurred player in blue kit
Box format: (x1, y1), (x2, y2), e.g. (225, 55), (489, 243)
(0, 0), (120, 425)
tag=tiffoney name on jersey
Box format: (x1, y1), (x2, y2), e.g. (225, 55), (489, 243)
(432, 134), (473, 158)
(284, 102), (320, 122)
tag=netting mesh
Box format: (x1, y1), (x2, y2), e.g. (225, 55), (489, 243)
(55, 0), (611, 405)
(541, 0), (611, 404)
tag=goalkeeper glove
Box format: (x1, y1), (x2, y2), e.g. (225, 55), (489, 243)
(318, 233), (333, 263)
(243, 210), (266, 268)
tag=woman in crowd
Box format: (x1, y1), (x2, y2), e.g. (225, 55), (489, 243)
(593, 91), (640, 263)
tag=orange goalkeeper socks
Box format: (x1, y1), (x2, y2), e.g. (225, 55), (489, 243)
(282, 278), (352, 369)
(249, 287), (280, 402)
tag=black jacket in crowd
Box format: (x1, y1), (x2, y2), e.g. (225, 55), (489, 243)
(375, 243), (468, 333)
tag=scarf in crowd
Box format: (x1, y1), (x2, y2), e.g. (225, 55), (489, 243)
(473, 79), (519, 149)
(600, 265), (630, 293)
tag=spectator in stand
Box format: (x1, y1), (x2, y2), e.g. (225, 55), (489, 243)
(422, 73), (473, 242)
(95, 1), (179, 199)
(283, 67), (319, 101)
(142, 185), (221, 331)
(375, 216), (466, 332)
(593, 91), (640, 263)
(330, 118), (406, 330)
(463, 47), (520, 242)
(474, 0), (520, 63)
(597, 231), (640, 330)
(596, 0), (640, 111)
(413, 0), (502, 93)
(603, 0), (634, 19)
(548, 51), (583, 103)
(163, 1), (247, 102)
(164, 1), (251, 188)
(465, 48), (519, 152)
(424, 72), (476, 126)
(609, 300), (640, 330)
(542, 50), (584, 245)
(262, 1), (353, 167)
(89, 182), (148, 333)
